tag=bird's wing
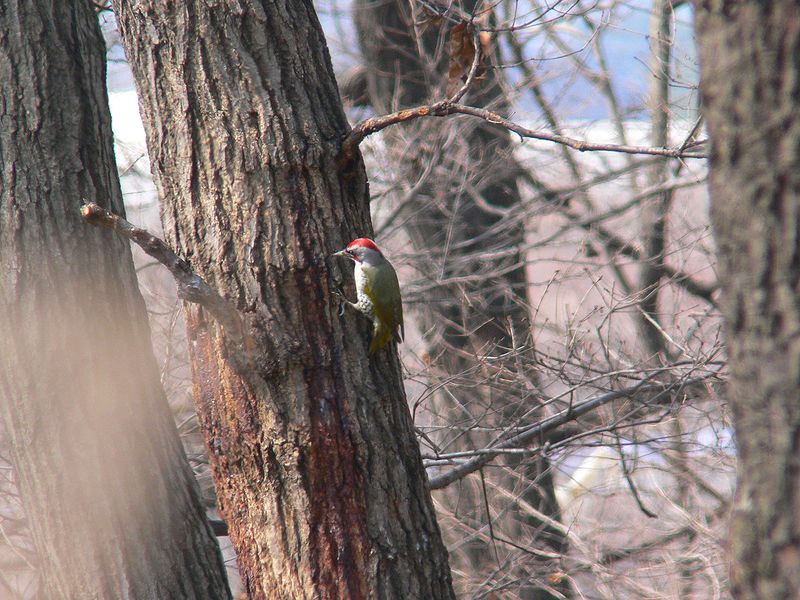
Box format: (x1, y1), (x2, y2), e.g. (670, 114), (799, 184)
(364, 263), (404, 342)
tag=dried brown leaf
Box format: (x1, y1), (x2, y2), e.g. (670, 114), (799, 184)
(447, 22), (476, 96)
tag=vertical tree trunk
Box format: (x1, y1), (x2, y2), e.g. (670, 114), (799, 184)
(0, 1), (230, 598)
(639, 0), (674, 359)
(112, 2), (456, 598)
(353, 3), (568, 598)
(696, 2), (800, 598)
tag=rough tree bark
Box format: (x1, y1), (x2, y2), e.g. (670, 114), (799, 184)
(0, 1), (230, 598)
(696, 2), (800, 599)
(112, 1), (455, 599)
(353, 2), (567, 597)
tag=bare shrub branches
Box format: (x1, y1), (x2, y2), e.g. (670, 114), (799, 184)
(427, 367), (721, 489)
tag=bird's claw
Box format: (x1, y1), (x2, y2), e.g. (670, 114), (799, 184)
(332, 289), (347, 316)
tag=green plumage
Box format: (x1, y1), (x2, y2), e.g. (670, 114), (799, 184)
(359, 262), (404, 354)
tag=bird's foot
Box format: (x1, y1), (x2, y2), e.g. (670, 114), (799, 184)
(332, 289), (347, 316)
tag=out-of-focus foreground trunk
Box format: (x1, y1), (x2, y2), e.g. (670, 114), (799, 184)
(0, 1), (230, 598)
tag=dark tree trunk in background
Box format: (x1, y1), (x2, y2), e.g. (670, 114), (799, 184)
(113, 1), (455, 598)
(0, 1), (230, 598)
(355, 0), (529, 349)
(354, 2), (567, 597)
(696, 2), (800, 598)
(639, 0), (674, 360)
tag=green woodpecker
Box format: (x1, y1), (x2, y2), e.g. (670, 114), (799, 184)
(332, 238), (404, 354)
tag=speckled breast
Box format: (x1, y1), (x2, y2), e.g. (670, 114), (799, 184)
(354, 263), (376, 320)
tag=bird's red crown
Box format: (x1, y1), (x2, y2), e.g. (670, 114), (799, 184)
(346, 238), (382, 254)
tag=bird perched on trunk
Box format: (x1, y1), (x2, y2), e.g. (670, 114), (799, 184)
(332, 238), (404, 354)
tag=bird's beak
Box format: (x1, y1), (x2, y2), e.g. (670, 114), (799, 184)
(331, 249), (347, 258)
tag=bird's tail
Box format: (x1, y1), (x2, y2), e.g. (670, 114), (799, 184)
(369, 323), (394, 355)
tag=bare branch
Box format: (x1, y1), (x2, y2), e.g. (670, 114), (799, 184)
(549, 197), (719, 305)
(341, 101), (708, 162)
(427, 371), (719, 489)
(80, 202), (255, 368)
(615, 434), (658, 519)
(479, 469), (501, 568)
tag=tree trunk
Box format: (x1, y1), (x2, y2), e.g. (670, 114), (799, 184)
(354, 3), (568, 598)
(696, 3), (800, 598)
(112, 2), (456, 598)
(639, 0), (674, 360)
(0, 1), (230, 598)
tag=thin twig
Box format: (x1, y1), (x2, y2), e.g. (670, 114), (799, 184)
(479, 469), (502, 568)
(614, 433), (658, 519)
(0, 519), (35, 571)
